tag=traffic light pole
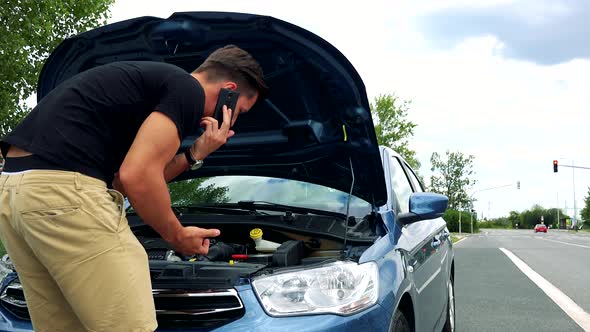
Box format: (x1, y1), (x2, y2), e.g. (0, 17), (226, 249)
(557, 164), (590, 170)
(469, 182), (520, 233)
(573, 161), (577, 228)
(553, 161), (590, 228)
(556, 192), (567, 229)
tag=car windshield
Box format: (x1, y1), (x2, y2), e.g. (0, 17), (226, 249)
(168, 176), (372, 217)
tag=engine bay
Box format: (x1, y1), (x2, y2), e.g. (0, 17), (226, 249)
(133, 222), (368, 289)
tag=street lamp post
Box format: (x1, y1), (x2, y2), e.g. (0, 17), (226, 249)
(458, 204), (462, 234)
(572, 160), (577, 228)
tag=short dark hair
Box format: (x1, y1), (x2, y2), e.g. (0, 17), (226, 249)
(194, 45), (268, 98)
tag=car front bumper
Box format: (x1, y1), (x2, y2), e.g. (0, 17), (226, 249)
(0, 285), (392, 332)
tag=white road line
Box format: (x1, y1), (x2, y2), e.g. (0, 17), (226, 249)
(538, 238), (590, 249)
(499, 247), (590, 332)
(453, 237), (468, 245)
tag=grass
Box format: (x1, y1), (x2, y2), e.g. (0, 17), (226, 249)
(451, 235), (460, 244)
(0, 240), (5, 257)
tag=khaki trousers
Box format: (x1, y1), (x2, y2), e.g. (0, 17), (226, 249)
(0, 170), (157, 332)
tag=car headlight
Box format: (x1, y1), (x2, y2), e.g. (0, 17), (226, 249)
(0, 255), (13, 281)
(0, 278), (30, 320)
(252, 261), (379, 317)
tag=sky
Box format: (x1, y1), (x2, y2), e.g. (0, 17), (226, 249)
(106, 0), (590, 220)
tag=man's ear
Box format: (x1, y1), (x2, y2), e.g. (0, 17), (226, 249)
(222, 81), (238, 90)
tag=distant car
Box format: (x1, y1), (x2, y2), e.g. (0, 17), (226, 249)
(534, 224), (548, 233)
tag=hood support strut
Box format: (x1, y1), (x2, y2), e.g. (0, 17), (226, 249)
(342, 157), (355, 254)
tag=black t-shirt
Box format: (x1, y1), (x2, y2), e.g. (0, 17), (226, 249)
(0, 61), (204, 184)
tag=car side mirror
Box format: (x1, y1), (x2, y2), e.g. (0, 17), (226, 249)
(397, 192), (449, 225)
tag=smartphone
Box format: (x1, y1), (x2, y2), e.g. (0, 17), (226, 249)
(213, 88), (240, 128)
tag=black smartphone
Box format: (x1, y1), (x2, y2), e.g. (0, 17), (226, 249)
(213, 88), (240, 128)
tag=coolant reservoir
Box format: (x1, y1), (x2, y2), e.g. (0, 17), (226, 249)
(250, 228), (280, 253)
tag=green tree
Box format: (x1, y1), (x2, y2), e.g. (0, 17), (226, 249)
(168, 178), (230, 206)
(0, 0), (115, 138)
(370, 93), (421, 170)
(508, 210), (520, 228)
(510, 205), (567, 229)
(580, 187), (590, 227)
(519, 204), (546, 229)
(429, 150), (476, 210)
(443, 209), (478, 233)
(479, 216), (512, 229)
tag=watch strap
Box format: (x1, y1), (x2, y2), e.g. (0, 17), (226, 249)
(184, 148), (196, 166)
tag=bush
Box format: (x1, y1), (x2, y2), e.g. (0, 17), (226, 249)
(479, 217), (512, 229)
(443, 209), (479, 233)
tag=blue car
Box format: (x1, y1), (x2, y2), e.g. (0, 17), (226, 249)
(0, 12), (454, 332)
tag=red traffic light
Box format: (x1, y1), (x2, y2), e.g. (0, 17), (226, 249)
(553, 160), (558, 173)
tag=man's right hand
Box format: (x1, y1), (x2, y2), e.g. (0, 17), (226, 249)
(190, 105), (235, 160)
(169, 226), (221, 255)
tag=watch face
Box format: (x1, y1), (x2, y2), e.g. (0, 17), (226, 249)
(190, 160), (203, 171)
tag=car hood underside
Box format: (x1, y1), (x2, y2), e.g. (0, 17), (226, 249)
(37, 11), (387, 206)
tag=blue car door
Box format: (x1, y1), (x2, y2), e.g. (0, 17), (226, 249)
(388, 154), (447, 331)
(402, 161), (449, 330)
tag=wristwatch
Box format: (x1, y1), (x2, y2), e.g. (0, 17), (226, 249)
(184, 147), (204, 171)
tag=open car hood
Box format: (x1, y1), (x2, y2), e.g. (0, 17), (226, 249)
(38, 12), (387, 206)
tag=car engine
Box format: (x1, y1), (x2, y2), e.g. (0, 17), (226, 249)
(135, 225), (349, 290)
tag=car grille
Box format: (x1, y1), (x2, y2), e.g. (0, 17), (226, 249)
(0, 280), (30, 320)
(0, 280), (244, 328)
(153, 288), (245, 328)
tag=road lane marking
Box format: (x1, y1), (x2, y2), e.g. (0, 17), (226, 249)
(538, 238), (590, 249)
(453, 237), (468, 245)
(499, 248), (590, 332)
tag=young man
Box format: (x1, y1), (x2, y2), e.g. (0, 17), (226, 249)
(0, 45), (267, 332)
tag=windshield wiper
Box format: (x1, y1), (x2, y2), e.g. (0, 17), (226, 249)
(171, 204), (268, 216)
(170, 202), (346, 219)
(235, 200), (346, 219)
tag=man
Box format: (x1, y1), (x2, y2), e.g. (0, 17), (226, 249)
(0, 45), (267, 332)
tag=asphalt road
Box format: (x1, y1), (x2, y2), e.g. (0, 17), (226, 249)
(454, 229), (590, 332)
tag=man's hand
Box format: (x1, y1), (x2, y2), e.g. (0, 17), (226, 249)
(119, 112), (186, 253)
(190, 105), (235, 160)
(170, 226), (221, 255)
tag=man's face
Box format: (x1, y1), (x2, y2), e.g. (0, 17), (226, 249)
(231, 93), (258, 127)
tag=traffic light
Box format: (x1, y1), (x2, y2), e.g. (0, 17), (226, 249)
(517, 181), (520, 189)
(553, 160), (558, 173)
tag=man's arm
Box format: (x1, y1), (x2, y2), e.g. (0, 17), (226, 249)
(164, 153), (190, 183)
(162, 106), (235, 183)
(114, 154), (187, 193)
(118, 111), (219, 255)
